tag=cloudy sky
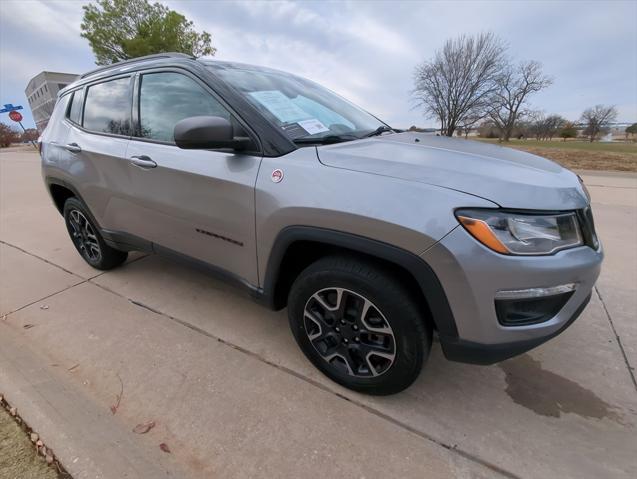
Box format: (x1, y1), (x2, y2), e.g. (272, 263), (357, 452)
(1, 0), (636, 129)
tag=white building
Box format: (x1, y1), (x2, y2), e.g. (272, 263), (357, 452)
(25, 71), (79, 132)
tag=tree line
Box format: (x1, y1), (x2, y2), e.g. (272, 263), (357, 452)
(0, 124), (38, 148)
(413, 32), (625, 142)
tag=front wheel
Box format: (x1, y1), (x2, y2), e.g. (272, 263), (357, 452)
(63, 197), (128, 270)
(287, 255), (431, 395)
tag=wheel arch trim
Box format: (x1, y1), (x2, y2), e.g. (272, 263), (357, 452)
(45, 177), (85, 215)
(262, 226), (459, 340)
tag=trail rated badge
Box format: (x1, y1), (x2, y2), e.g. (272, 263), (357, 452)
(271, 169), (284, 183)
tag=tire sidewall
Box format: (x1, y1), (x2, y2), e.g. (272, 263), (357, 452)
(288, 266), (429, 395)
(63, 198), (109, 268)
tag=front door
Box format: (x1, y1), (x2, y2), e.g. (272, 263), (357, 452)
(124, 70), (262, 285)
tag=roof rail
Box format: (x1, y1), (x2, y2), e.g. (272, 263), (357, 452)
(80, 52), (195, 79)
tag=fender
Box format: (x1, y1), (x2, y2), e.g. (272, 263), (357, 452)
(45, 176), (153, 252)
(261, 226), (459, 340)
(45, 176), (83, 214)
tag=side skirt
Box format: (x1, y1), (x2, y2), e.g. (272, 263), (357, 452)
(100, 229), (268, 306)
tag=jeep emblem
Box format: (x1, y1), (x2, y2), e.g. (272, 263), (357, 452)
(271, 169), (284, 183)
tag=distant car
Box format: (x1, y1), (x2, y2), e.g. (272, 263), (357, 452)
(40, 53), (602, 395)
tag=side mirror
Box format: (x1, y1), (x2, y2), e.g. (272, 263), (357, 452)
(174, 116), (251, 150)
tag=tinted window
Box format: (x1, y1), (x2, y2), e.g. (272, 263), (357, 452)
(83, 78), (131, 135)
(138, 72), (230, 142)
(67, 90), (84, 125)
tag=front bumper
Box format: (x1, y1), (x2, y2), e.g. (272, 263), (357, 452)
(421, 226), (603, 364)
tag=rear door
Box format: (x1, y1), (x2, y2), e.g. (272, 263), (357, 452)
(124, 70), (262, 285)
(63, 76), (133, 229)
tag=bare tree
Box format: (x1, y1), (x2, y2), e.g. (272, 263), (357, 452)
(0, 122), (21, 148)
(528, 112), (565, 140)
(580, 105), (618, 142)
(21, 128), (39, 142)
(413, 32), (506, 137)
(488, 60), (552, 141)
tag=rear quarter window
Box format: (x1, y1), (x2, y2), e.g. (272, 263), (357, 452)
(67, 90), (84, 125)
(45, 94), (71, 132)
(83, 77), (131, 135)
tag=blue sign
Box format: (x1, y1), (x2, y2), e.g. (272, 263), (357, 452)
(0, 103), (24, 113)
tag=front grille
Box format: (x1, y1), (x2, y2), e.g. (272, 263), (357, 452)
(577, 207), (599, 250)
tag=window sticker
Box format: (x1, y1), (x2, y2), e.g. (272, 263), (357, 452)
(249, 90), (310, 123)
(297, 118), (329, 135)
(281, 123), (308, 139)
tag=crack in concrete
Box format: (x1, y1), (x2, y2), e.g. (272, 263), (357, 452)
(594, 286), (637, 393)
(3, 280), (88, 317)
(0, 240), (84, 279)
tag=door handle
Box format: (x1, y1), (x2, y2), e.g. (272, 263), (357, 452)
(64, 143), (82, 153)
(129, 155), (157, 169)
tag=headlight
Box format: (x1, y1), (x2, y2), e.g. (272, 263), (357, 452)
(455, 209), (583, 255)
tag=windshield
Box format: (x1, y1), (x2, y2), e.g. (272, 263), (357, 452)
(207, 62), (386, 142)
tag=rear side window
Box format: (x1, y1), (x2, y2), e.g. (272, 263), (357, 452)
(48, 94), (72, 129)
(138, 72), (230, 142)
(83, 78), (131, 135)
(67, 90), (84, 125)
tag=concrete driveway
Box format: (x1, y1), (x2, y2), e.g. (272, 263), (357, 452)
(1, 148), (636, 479)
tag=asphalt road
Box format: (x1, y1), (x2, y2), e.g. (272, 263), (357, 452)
(1, 148), (636, 479)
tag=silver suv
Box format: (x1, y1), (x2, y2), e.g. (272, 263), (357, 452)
(40, 53), (603, 395)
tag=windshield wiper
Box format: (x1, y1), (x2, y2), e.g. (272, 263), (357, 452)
(363, 126), (394, 137)
(293, 134), (359, 145)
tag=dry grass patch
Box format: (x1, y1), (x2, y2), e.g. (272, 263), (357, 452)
(474, 139), (637, 172)
(510, 146), (637, 172)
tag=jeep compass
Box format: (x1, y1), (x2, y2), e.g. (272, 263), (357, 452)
(40, 53), (603, 395)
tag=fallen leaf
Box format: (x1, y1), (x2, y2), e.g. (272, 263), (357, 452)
(110, 373), (124, 415)
(133, 421), (156, 434)
(23, 324), (35, 329)
(40, 305), (49, 310)
(159, 443), (171, 453)
(67, 364), (80, 372)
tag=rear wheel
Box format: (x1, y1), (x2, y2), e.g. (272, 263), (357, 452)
(288, 255), (431, 395)
(63, 197), (127, 270)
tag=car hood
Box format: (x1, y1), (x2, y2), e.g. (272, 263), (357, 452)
(317, 132), (589, 210)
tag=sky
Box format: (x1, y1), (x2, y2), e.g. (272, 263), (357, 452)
(1, 0), (636, 130)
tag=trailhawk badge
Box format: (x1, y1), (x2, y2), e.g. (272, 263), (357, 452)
(271, 169), (284, 183)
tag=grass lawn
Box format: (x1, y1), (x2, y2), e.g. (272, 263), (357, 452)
(474, 138), (637, 172)
(0, 407), (59, 479)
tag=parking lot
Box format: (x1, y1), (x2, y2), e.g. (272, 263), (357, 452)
(1, 147), (636, 478)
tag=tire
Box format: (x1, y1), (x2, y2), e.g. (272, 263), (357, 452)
(63, 197), (128, 270)
(288, 255), (432, 395)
